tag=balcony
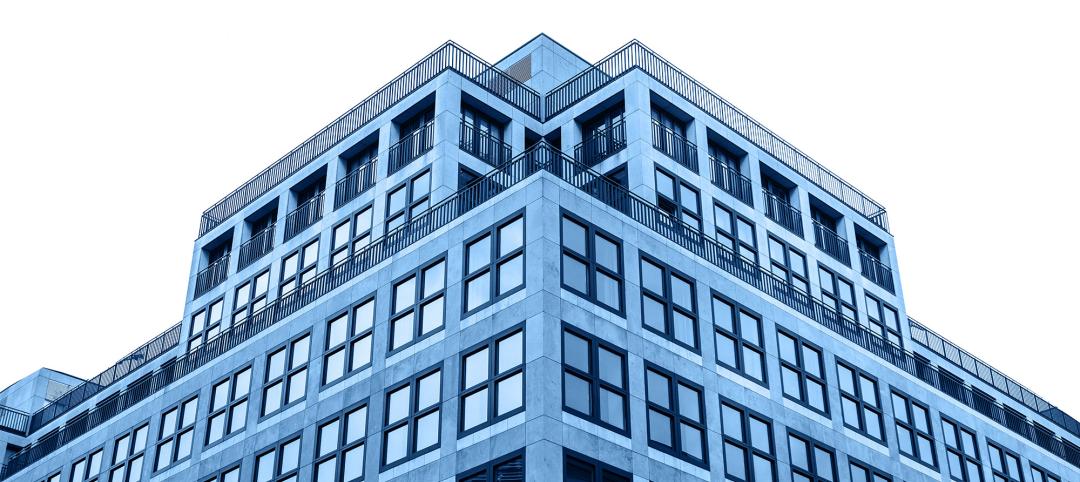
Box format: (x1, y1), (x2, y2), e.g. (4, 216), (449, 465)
(0, 406), (29, 435)
(193, 253), (230, 298)
(709, 156), (753, 206)
(459, 119), (512, 167)
(651, 119), (698, 172)
(334, 158), (378, 209)
(284, 193), (324, 241)
(574, 117), (626, 167)
(812, 221), (850, 266)
(858, 250), (894, 293)
(388, 120), (434, 175)
(762, 190), (804, 237)
(237, 223), (276, 270)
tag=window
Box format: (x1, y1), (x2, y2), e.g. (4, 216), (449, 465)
(644, 364), (708, 467)
(108, 423), (148, 482)
(43, 473), (61, 482)
(654, 166), (702, 230)
(331, 204), (374, 266)
(389, 256), (446, 352)
(787, 431), (836, 482)
(848, 458), (891, 482)
(561, 324), (629, 434)
(560, 213), (624, 313)
(639, 256), (698, 350)
(767, 235), (808, 293)
(458, 450), (524, 482)
(385, 169), (431, 232)
(714, 202), (757, 264)
(1030, 464), (1061, 482)
(280, 238), (319, 296)
(254, 436), (301, 482)
(188, 298), (224, 352)
(382, 365), (442, 468)
(712, 293), (766, 384)
(460, 105), (506, 165)
(941, 417), (983, 482)
(314, 403), (368, 482)
(563, 450), (631, 482)
(986, 441), (1023, 482)
(720, 399), (776, 482)
(262, 333), (310, 416)
(892, 391), (936, 468)
(201, 465), (240, 482)
(393, 109), (434, 169)
(70, 448), (103, 482)
(835, 360), (884, 443)
(154, 396), (198, 471)
(206, 366), (252, 446)
(777, 330), (828, 415)
(863, 294), (901, 346)
(232, 270), (270, 326)
(460, 326), (525, 435)
(817, 266), (856, 321)
(651, 105), (692, 168)
(578, 105), (626, 166)
(464, 214), (525, 314)
(323, 297), (375, 386)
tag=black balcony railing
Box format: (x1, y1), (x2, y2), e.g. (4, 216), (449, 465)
(459, 120), (512, 167)
(762, 190), (804, 237)
(813, 221), (850, 266)
(284, 193), (324, 241)
(237, 223), (276, 270)
(709, 156), (753, 207)
(651, 120), (698, 172)
(388, 121), (435, 176)
(193, 253), (230, 298)
(334, 158), (378, 209)
(574, 118), (626, 167)
(0, 406), (29, 435)
(858, 250), (895, 293)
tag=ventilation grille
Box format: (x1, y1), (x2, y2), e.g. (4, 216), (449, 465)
(506, 54), (532, 83)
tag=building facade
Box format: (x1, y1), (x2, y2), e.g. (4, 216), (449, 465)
(1, 35), (1077, 482)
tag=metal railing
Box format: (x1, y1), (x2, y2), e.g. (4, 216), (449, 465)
(0, 406), (29, 435)
(909, 318), (1080, 438)
(709, 156), (753, 207)
(459, 120), (512, 167)
(198, 41), (540, 237)
(334, 158), (378, 209)
(574, 118), (626, 167)
(544, 40), (890, 232)
(237, 223), (276, 270)
(388, 121), (434, 175)
(762, 190), (804, 237)
(651, 120), (698, 172)
(813, 221), (850, 266)
(193, 253), (230, 298)
(284, 193), (323, 241)
(858, 250), (895, 293)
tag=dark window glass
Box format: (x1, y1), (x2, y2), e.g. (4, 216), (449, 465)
(464, 215), (525, 314)
(261, 333), (310, 416)
(382, 365), (442, 468)
(389, 256), (446, 352)
(460, 326), (525, 435)
(712, 293), (766, 384)
(644, 364), (708, 467)
(892, 391), (937, 468)
(639, 256), (698, 350)
(561, 213), (624, 313)
(562, 324), (629, 435)
(777, 330), (828, 415)
(836, 360), (884, 443)
(720, 399), (776, 482)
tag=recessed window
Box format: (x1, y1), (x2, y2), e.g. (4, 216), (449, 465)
(1030, 464), (1062, 482)
(863, 293), (902, 346)
(563, 449), (631, 482)
(385, 170), (431, 232)
(848, 458), (892, 482)
(255, 436), (301, 482)
(154, 395), (198, 472)
(644, 364), (708, 467)
(941, 417), (982, 482)
(787, 431), (836, 482)
(262, 333), (310, 416)
(70, 448), (103, 482)
(987, 441), (1023, 482)
(561, 324), (629, 435)
(560, 213), (624, 314)
(460, 326), (525, 435)
(389, 109), (434, 174)
(281, 238), (319, 296)
(206, 365), (251, 446)
(639, 256), (698, 351)
(382, 365), (442, 468)
(389, 256), (446, 352)
(458, 450), (524, 481)
(654, 166), (702, 231)
(460, 105), (507, 165)
(835, 360), (884, 443)
(331, 204), (374, 266)
(714, 202), (757, 265)
(720, 399), (776, 482)
(323, 297), (375, 386)
(892, 390), (937, 468)
(464, 214), (525, 314)
(201, 464), (240, 482)
(712, 293), (766, 385)
(232, 269), (270, 326)
(108, 423), (148, 482)
(314, 402), (367, 482)
(767, 235), (808, 294)
(188, 298), (224, 352)
(777, 330), (828, 415)
(818, 266), (857, 322)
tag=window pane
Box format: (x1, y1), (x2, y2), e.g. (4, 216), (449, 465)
(497, 331), (523, 373)
(671, 276), (692, 309)
(420, 297), (444, 334)
(423, 261), (445, 296)
(291, 337), (309, 369)
(752, 454), (774, 482)
(648, 409), (673, 446)
(394, 277), (416, 313)
(563, 332), (589, 372)
(390, 313), (414, 350)
(562, 218), (587, 254)
(387, 386), (411, 424)
(713, 297), (734, 331)
(496, 373), (523, 416)
(328, 314), (348, 347)
(315, 459), (336, 482)
(464, 348), (489, 389)
(739, 312), (761, 345)
(463, 388), (489, 430)
(351, 335), (372, 370)
(354, 300), (374, 333)
(562, 255), (588, 293)
(678, 384), (701, 422)
(498, 254), (524, 294)
(415, 411), (439, 450)
(721, 405), (743, 439)
(716, 332), (737, 367)
(598, 388), (624, 429)
(641, 260), (664, 293)
(681, 424), (703, 459)
(318, 420), (339, 457)
(724, 443), (747, 480)
(595, 236), (618, 271)
(417, 371), (441, 410)
(749, 417), (771, 452)
(646, 370), (670, 408)
(673, 311), (696, 347)
(788, 436), (808, 469)
(642, 295), (666, 332)
(346, 406), (367, 444)
(744, 347), (765, 381)
(598, 348), (623, 387)
(384, 426), (407, 464)
(595, 272), (620, 309)
(287, 370), (306, 403)
(499, 218), (524, 255)
(467, 236), (491, 274)
(343, 445), (364, 481)
(564, 373), (591, 414)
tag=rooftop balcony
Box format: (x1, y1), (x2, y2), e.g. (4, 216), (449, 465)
(333, 157), (378, 209)
(574, 117), (626, 167)
(387, 120), (434, 176)
(709, 156), (753, 207)
(762, 189), (804, 237)
(651, 119), (698, 172)
(812, 220), (850, 266)
(0, 405), (29, 435)
(193, 253), (230, 298)
(459, 119), (512, 167)
(283, 192), (324, 242)
(237, 223), (276, 270)
(858, 249), (895, 293)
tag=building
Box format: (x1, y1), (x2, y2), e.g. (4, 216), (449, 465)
(1, 34), (1077, 482)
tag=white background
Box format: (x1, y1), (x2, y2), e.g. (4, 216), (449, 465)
(1, 2), (1077, 416)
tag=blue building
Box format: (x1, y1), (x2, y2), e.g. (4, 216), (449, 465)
(1, 34), (1076, 482)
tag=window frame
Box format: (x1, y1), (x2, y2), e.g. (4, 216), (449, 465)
(458, 323), (526, 437)
(986, 440), (1024, 482)
(462, 212), (526, 316)
(654, 165), (702, 231)
(835, 358), (885, 444)
(279, 237), (320, 297)
(231, 269), (271, 327)
(187, 297), (224, 353)
(69, 447), (104, 482)
(331, 203), (375, 267)
(388, 254), (447, 354)
(719, 397), (777, 482)
(322, 296), (376, 389)
(253, 433), (303, 482)
(863, 292), (902, 347)
(776, 329), (830, 416)
(384, 169), (431, 233)
(260, 332), (311, 418)
(559, 211), (625, 315)
(153, 394), (199, 473)
(380, 363), (443, 470)
(560, 323), (630, 436)
(848, 456), (892, 482)
(107, 422), (149, 482)
(200, 463), (241, 482)
(562, 449), (631, 482)
(205, 364), (252, 448)
(891, 389), (937, 469)
(817, 265), (857, 322)
(313, 400), (369, 482)
(456, 448), (525, 481)
(643, 362), (709, 468)
(1029, 463), (1061, 482)
(941, 415), (983, 482)
(713, 201), (758, 265)
(785, 429), (837, 482)
(639, 254), (699, 352)
(766, 234), (809, 294)
(711, 291), (767, 386)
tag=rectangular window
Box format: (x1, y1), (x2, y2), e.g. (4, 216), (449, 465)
(70, 448), (103, 482)
(986, 441), (1023, 482)
(154, 395), (198, 471)
(108, 423), (148, 482)
(280, 238), (319, 296)
(201, 464), (240, 482)
(654, 166), (702, 231)
(314, 402), (368, 482)
(767, 235), (809, 293)
(563, 450), (631, 482)
(262, 333), (310, 416)
(644, 363), (708, 467)
(464, 214), (525, 314)
(1030, 464), (1061, 482)
(941, 417), (983, 482)
(323, 296), (375, 386)
(835, 360), (884, 443)
(389, 256), (446, 352)
(714, 202), (757, 265)
(777, 330), (828, 415)
(188, 298), (224, 352)
(817, 266), (857, 321)
(385, 169), (431, 232)
(892, 390), (936, 468)
(561, 324), (629, 435)
(457, 450), (524, 482)
(720, 398), (776, 482)
(206, 365), (252, 446)
(864, 294), (902, 346)
(712, 293), (766, 384)
(560, 213), (624, 314)
(639, 255), (698, 350)
(254, 436), (301, 482)
(44, 473), (61, 482)
(382, 365), (442, 468)
(460, 325), (525, 435)
(232, 270), (270, 326)
(331, 204), (374, 266)
(786, 431), (836, 482)
(848, 458), (892, 482)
